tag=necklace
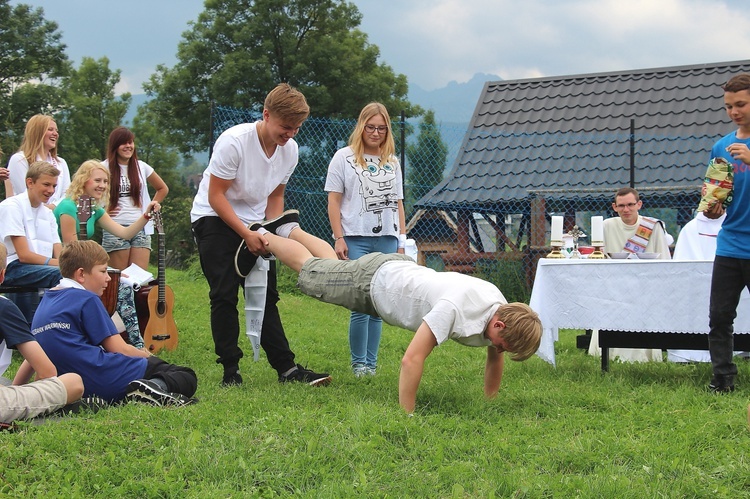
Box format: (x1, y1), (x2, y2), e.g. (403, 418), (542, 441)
(258, 122), (274, 159)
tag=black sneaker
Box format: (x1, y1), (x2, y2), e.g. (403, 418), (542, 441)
(279, 364), (332, 386)
(262, 210), (300, 235)
(222, 369), (243, 386)
(125, 379), (191, 407)
(708, 377), (736, 393)
(57, 396), (109, 415)
(234, 241), (260, 278)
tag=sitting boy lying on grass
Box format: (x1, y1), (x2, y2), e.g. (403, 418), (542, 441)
(241, 218), (542, 413)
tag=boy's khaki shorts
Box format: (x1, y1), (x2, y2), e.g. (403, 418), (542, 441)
(0, 377), (67, 423)
(298, 253), (411, 316)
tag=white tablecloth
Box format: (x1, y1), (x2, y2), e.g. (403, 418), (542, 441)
(529, 259), (750, 365)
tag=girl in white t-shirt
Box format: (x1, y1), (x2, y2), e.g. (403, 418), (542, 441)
(325, 103), (406, 377)
(4, 114), (71, 209)
(102, 127), (169, 270)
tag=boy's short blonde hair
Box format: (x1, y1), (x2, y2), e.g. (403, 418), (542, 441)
(0, 242), (6, 273)
(497, 302), (542, 361)
(59, 240), (109, 278)
(264, 83), (310, 124)
(26, 161), (60, 182)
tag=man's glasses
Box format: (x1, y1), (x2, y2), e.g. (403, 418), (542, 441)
(615, 202), (638, 209)
(364, 124), (388, 134)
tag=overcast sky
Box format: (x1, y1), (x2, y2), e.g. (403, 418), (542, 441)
(12, 0), (750, 94)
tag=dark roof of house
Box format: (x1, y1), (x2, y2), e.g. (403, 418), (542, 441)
(417, 60), (750, 214)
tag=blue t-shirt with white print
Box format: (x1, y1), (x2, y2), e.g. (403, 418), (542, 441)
(712, 131), (750, 259)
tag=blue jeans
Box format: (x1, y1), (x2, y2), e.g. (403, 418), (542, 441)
(3, 261), (62, 324)
(345, 235), (398, 368)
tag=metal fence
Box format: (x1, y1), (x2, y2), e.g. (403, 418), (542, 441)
(211, 105), (712, 303)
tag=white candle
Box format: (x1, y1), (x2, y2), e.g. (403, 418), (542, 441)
(550, 216), (563, 244)
(591, 216), (604, 243)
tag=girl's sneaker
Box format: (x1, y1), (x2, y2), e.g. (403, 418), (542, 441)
(352, 363), (368, 378)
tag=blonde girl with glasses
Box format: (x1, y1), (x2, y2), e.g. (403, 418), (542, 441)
(325, 102), (407, 377)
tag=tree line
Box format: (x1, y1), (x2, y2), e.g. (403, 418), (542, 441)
(1, 0), (448, 267)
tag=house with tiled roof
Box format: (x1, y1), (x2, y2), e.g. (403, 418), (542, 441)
(412, 59), (750, 276)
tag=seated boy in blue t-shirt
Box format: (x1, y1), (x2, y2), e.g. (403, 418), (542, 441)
(0, 242), (83, 424)
(23, 240), (198, 406)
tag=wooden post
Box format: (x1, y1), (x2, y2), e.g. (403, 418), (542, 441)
(530, 196), (546, 247)
(457, 210), (471, 255)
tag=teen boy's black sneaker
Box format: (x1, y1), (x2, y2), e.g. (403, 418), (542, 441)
(234, 221), (280, 278)
(57, 396), (109, 415)
(278, 364), (332, 386)
(262, 210), (300, 235)
(222, 368), (243, 386)
(125, 379), (190, 407)
(708, 376), (736, 393)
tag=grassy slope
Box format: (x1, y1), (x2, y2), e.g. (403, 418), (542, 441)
(1, 268), (749, 497)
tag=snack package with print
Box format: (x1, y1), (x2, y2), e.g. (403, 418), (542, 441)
(698, 157), (734, 211)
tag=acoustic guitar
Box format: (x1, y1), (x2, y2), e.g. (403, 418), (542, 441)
(77, 195), (120, 316)
(143, 211), (178, 353)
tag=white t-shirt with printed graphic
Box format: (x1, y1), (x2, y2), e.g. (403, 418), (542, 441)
(101, 159), (155, 235)
(324, 146), (403, 237)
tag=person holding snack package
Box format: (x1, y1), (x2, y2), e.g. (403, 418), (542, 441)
(705, 73), (750, 393)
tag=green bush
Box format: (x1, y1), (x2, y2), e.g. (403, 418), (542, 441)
(474, 256), (530, 303)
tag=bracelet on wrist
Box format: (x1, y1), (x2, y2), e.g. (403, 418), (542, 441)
(44, 257), (51, 266)
(334, 236), (344, 241)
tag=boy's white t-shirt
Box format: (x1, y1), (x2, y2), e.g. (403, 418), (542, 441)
(370, 261), (504, 347)
(0, 192), (60, 264)
(190, 122), (298, 224)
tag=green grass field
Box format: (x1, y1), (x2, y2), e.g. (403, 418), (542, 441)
(2, 267), (749, 497)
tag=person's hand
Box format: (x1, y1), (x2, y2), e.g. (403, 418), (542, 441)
(244, 230), (270, 256)
(726, 143), (750, 164)
(0, 167), (8, 181)
(146, 200), (161, 215)
(703, 199), (726, 219)
(334, 238), (349, 260)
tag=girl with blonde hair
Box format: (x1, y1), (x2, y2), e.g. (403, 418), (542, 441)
(5, 114), (71, 208)
(325, 102), (406, 376)
(54, 160), (160, 349)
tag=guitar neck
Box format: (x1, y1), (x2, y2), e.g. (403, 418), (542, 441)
(158, 230), (166, 305)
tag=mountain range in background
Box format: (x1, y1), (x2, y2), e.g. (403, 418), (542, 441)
(407, 72), (501, 125)
(123, 72), (502, 130)
(123, 72), (501, 170)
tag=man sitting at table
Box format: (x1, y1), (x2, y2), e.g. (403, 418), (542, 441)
(588, 187), (672, 362)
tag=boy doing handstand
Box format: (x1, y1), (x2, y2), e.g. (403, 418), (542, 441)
(250, 228), (542, 413)
(22, 240), (198, 406)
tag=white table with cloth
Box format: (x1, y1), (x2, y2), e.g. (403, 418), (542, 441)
(530, 259), (750, 367)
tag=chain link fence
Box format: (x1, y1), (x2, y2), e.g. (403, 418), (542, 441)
(210, 105), (716, 303)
